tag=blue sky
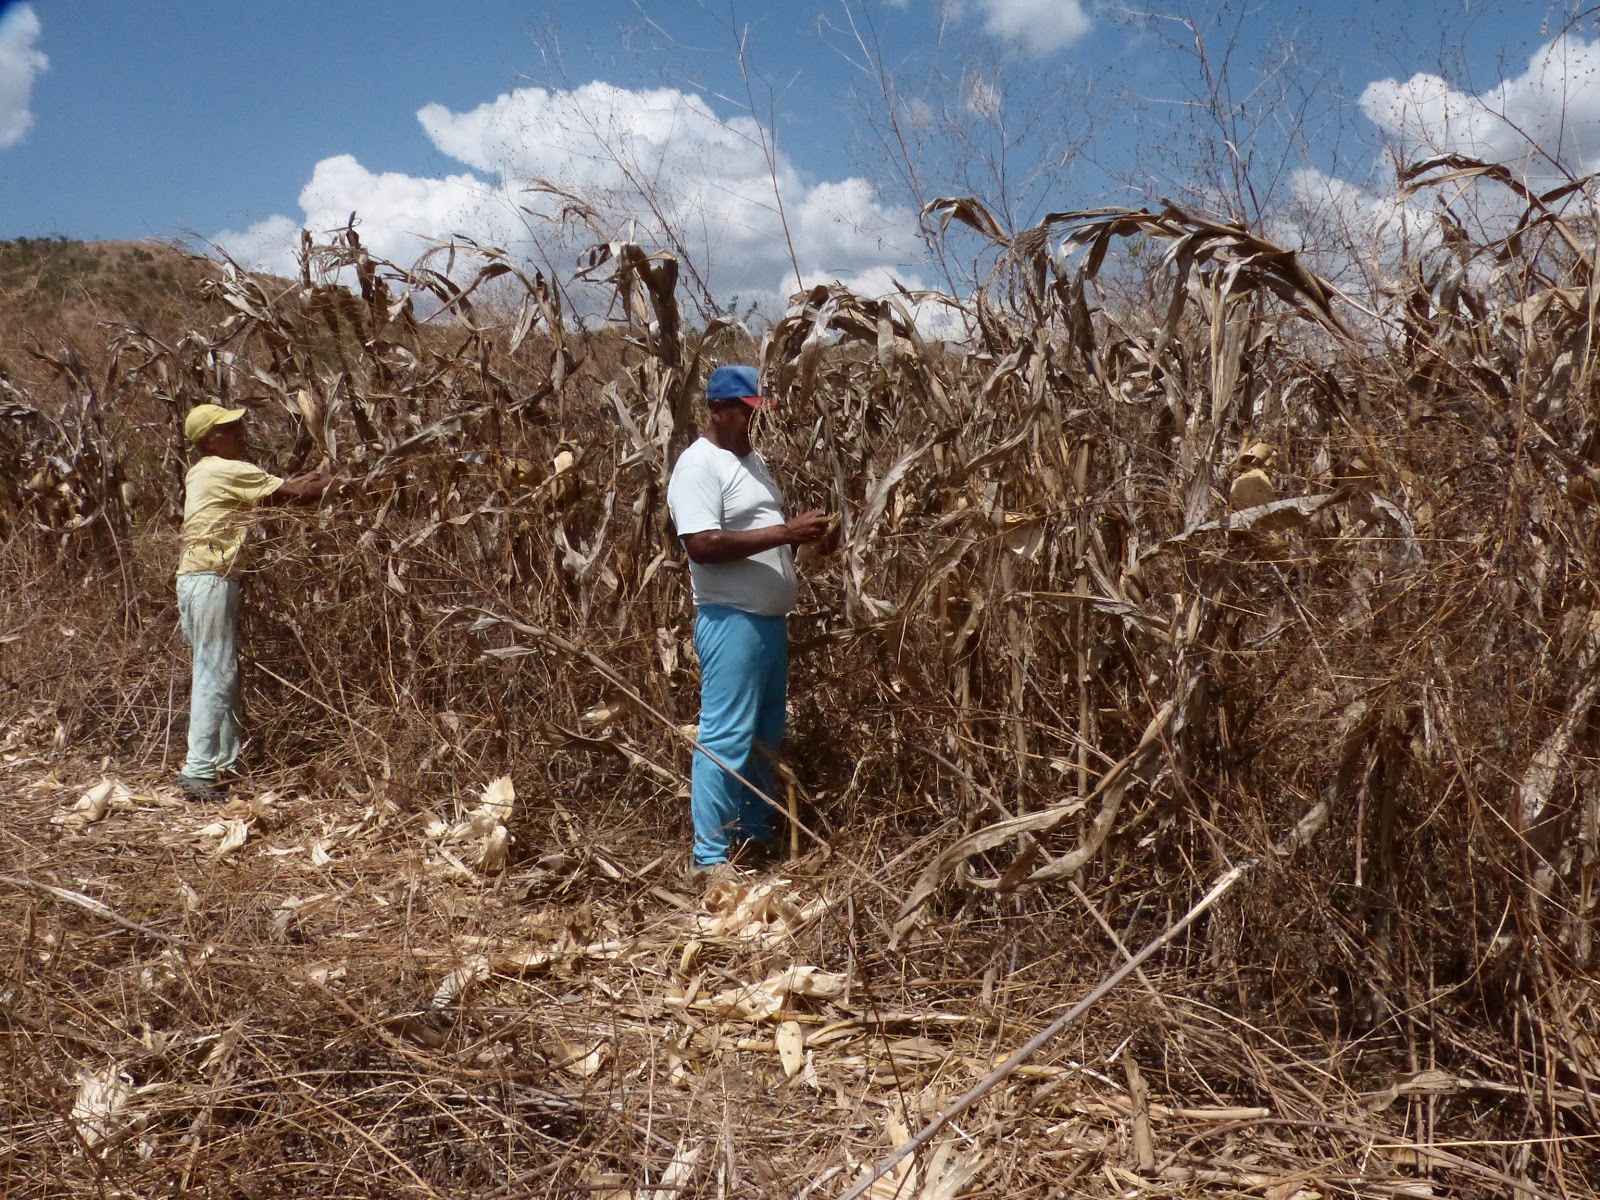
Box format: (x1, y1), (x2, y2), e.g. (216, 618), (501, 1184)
(0, 1), (1593, 313)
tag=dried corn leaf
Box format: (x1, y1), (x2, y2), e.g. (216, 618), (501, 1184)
(52, 778), (129, 828)
(470, 826), (510, 874)
(199, 818), (251, 858)
(549, 1031), (610, 1078)
(645, 1141), (702, 1200)
(704, 965), (849, 1021)
(776, 1020), (806, 1078)
(862, 1114), (915, 1200)
(432, 956), (490, 1009)
(694, 879), (826, 940)
(922, 196), (1008, 243)
(70, 1062), (133, 1148)
(918, 1141), (986, 1200)
(483, 938), (624, 975)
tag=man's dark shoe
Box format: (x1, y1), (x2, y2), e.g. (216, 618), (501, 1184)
(174, 773), (224, 800)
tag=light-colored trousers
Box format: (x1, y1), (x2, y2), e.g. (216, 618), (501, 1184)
(690, 604), (788, 867)
(177, 572), (242, 781)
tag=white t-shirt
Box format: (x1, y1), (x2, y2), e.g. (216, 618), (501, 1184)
(667, 437), (798, 616)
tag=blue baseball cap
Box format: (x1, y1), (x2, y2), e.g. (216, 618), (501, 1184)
(705, 364), (773, 408)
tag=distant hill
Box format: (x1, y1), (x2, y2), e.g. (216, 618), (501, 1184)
(0, 237), (227, 345)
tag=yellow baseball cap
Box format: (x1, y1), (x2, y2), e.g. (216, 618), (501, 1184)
(184, 403), (246, 444)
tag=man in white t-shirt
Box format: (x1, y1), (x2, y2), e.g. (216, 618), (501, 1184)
(667, 365), (829, 875)
(174, 404), (330, 799)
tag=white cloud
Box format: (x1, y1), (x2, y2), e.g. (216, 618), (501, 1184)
(965, 76), (1001, 120)
(213, 158), (525, 279)
(0, 4), (47, 150)
(897, 0), (1092, 55)
(971, 0), (1091, 55)
(1276, 33), (1600, 308)
(1360, 33), (1600, 179)
(215, 82), (924, 317)
(212, 213), (301, 271)
(902, 96), (936, 133)
(1282, 167), (1438, 295)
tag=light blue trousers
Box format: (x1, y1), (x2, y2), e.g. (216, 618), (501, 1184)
(691, 605), (787, 867)
(177, 573), (242, 781)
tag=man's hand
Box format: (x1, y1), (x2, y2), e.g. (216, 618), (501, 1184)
(784, 510), (831, 545)
(681, 510), (835, 565)
(268, 467), (333, 506)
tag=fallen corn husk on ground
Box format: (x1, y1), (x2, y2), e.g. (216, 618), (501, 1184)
(4, 181), (1600, 1196)
(2, 752), (1590, 1198)
(424, 774), (518, 876)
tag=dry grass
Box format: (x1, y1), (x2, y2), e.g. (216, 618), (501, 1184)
(2, 184), (1598, 1198)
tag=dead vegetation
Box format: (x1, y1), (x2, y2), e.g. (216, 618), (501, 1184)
(2, 170), (1599, 1198)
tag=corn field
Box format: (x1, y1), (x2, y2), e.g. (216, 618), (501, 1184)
(2, 164), (1598, 1198)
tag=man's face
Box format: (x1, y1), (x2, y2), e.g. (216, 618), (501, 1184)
(201, 421), (249, 459)
(709, 398), (756, 449)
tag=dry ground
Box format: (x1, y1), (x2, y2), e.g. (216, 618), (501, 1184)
(2, 739), (1572, 1200)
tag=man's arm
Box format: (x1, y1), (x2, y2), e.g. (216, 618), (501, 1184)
(682, 510), (830, 564)
(262, 467), (333, 507)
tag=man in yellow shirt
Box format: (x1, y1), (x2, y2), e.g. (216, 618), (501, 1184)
(175, 404), (329, 798)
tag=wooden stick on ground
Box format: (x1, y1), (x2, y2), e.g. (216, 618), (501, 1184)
(0, 873), (180, 943)
(831, 864), (1247, 1200)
